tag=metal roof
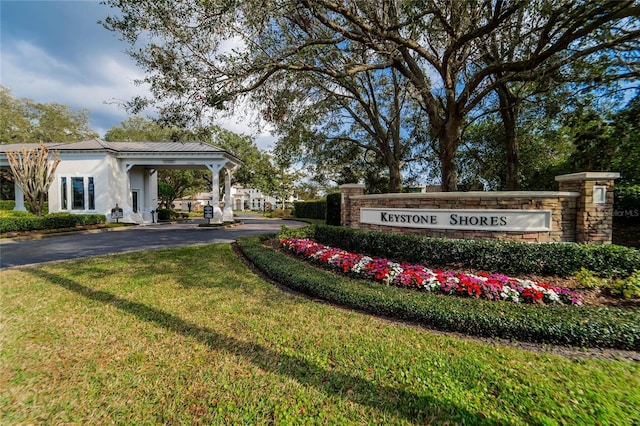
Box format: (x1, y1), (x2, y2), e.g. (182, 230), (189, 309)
(0, 139), (241, 163)
(0, 143), (59, 152)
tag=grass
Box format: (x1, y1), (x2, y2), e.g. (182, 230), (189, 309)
(2, 244), (639, 425)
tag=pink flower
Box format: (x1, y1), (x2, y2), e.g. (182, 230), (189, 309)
(279, 238), (583, 306)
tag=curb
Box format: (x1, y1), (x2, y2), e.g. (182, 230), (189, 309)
(0, 220), (250, 242)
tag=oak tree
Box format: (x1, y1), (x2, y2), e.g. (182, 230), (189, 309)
(102, 0), (640, 190)
(1, 85), (98, 143)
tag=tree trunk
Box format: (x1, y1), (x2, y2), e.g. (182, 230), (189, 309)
(497, 84), (520, 191)
(440, 147), (458, 192)
(438, 116), (462, 192)
(388, 161), (402, 193)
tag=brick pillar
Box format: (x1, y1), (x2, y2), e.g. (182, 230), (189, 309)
(339, 184), (365, 227)
(555, 172), (620, 244)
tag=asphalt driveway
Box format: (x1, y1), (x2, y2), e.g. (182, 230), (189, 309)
(0, 215), (307, 269)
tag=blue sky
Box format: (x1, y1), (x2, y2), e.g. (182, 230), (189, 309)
(0, 0), (275, 149)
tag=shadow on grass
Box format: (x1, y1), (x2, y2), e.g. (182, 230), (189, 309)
(26, 268), (508, 425)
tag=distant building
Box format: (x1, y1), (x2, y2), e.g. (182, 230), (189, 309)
(175, 185), (301, 212)
(231, 185), (302, 211)
(405, 185), (442, 193)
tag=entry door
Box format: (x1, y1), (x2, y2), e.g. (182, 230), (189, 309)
(132, 190), (140, 213)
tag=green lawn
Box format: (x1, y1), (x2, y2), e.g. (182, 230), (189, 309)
(1, 244), (638, 425)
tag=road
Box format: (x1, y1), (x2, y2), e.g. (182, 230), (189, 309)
(0, 215), (306, 269)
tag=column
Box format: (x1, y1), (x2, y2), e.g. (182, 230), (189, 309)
(143, 169), (156, 222)
(13, 182), (27, 211)
(555, 172), (620, 244)
(118, 163), (134, 222)
(222, 168), (234, 222)
(207, 164), (223, 224)
(339, 184), (365, 227)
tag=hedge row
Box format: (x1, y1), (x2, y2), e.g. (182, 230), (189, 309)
(0, 201), (49, 214)
(0, 213), (106, 233)
(0, 200), (16, 211)
(297, 225), (640, 278)
(293, 200), (326, 220)
(237, 236), (640, 350)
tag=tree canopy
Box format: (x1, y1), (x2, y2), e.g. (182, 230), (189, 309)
(102, 0), (640, 191)
(1, 85), (98, 143)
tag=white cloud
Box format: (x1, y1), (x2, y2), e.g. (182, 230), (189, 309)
(2, 38), (277, 150)
(1, 40), (148, 134)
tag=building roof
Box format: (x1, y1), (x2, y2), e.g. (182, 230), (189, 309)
(0, 143), (55, 152)
(0, 139), (242, 163)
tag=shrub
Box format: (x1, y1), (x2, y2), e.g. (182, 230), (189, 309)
(610, 270), (640, 299)
(278, 224), (316, 240)
(306, 225), (640, 278)
(575, 268), (606, 289)
(0, 201), (49, 214)
(237, 236), (640, 350)
(264, 209), (292, 218)
(293, 200), (326, 219)
(156, 208), (174, 221)
(0, 213), (106, 233)
(325, 193), (341, 226)
(0, 200), (16, 211)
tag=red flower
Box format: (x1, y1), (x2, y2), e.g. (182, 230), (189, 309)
(522, 288), (544, 302)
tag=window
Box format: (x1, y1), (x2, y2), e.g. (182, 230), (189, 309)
(72, 177), (84, 210)
(88, 177), (95, 210)
(132, 190), (139, 213)
(61, 177), (67, 210)
(61, 176), (96, 211)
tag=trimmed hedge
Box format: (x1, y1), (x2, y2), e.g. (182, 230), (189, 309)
(0, 213), (106, 233)
(237, 236), (640, 350)
(0, 201), (49, 214)
(293, 200), (326, 220)
(325, 192), (341, 226)
(302, 225), (640, 278)
(0, 200), (16, 211)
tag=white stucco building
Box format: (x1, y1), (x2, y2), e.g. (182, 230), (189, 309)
(0, 139), (242, 224)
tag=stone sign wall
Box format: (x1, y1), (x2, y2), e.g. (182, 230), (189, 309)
(340, 172), (620, 244)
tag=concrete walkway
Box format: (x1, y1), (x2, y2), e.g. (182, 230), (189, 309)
(0, 215), (307, 269)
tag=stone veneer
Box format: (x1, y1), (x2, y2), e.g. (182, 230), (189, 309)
(555, 172), (620, 244)
(340, 172), (620, 244)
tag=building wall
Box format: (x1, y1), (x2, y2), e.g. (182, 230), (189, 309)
(48, 154), (113, 215)
(45, 154), (160, 224)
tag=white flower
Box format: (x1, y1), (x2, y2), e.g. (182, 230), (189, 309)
(500, 286), (520, 303)
(352, 256), (373, 273)
(384, 262), (404, 285)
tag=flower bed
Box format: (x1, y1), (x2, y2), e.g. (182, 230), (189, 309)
(280, 238), (584, 306)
